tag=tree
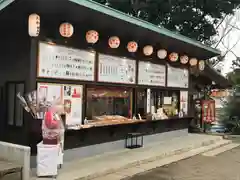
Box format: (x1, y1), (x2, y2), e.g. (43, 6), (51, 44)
(94, 0), (240, 44)
(221, 70), (240, 132)
(209, 12), (240, 67)
(232, 58), (240, 69)
(227, 69), (240, 85)
(210, 10), (240, 67)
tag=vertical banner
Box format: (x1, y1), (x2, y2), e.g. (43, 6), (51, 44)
(202, 100), (216, 123)
(180, 91), (188, 115)
(147, 89), (151, 113)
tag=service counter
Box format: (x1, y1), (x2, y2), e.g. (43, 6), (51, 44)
(64, 116), (192, 150)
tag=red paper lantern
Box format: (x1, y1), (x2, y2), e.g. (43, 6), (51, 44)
(169, 52), (178, 62)
(59, 22), (74, 38)
(127, 41), (138, 52)
(86, 30), (99, 44)
(108, 36), (120, 48)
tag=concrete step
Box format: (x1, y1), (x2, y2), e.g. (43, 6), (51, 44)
(190, 139), (232, 154)
(202, 143), (239, 156)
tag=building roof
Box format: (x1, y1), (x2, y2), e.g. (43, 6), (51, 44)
(69, 0), (220, 56)
(202, 65), (232, 88)
(0, 0), (14, 11)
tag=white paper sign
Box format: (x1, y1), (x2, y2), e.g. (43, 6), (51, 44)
(138, 61), (166, 86)
(180, 91), (188, 115)
(38, 42), (95, 81)
(62, 84), (83, 126)
(98, 54), (136, 84)
(163, 97), (172, 105)
(147, 89), (151, 113)
(167, 65), (189, 88)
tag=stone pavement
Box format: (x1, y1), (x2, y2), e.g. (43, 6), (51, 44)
(127, 144), (240, 180)
(31, 134), (229, 180)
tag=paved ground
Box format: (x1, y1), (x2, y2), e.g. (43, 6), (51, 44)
(2, 172), (21, 180)
(32, 134), (226, 180)
(126, 146), (240, 180)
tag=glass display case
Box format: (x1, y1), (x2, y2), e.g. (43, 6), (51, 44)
(136, 88), (180, 119)
(85, 86), (133, 125)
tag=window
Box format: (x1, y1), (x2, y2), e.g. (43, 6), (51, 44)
(136, 89), (148, 118)
(86, 86), (133, 120)
(136, 89), (164, 117)
(7, 82), (25, 127)
(161, 90), (180, 116)
(15, 84), (24, 126)
(136, 88), (180, 118)
(7, 84), (15, 125)
(150, 89), (164, 110)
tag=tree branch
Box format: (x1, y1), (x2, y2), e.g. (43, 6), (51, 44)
(214, 24), (235, 48)
(215, 14), (228, 30)
(214, 14), (236, 48)
(221, 41), (239, 58)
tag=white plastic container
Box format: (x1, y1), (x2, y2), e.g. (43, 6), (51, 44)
(37, 142), (59, 177)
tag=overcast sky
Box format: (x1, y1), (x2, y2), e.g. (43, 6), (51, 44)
(215, 9), (240, 75)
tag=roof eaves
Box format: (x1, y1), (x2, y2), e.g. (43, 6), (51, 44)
(0, 0), (15, 11)
(69, 0), (221, 57)
(204, 65), (232, 88)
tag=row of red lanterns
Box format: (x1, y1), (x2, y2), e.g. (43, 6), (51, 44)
(28, 14), (205, 70)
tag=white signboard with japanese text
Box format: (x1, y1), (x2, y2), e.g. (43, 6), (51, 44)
(167, 65), (189, 88)
(38, 42), (95, 81)
(98, 54), (136, 84)
(138, 61), (166, 86)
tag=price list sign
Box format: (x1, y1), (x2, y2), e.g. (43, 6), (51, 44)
(98, 54), (136, 84)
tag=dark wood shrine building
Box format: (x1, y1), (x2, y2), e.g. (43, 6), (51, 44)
(0, 0), (230, 160)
